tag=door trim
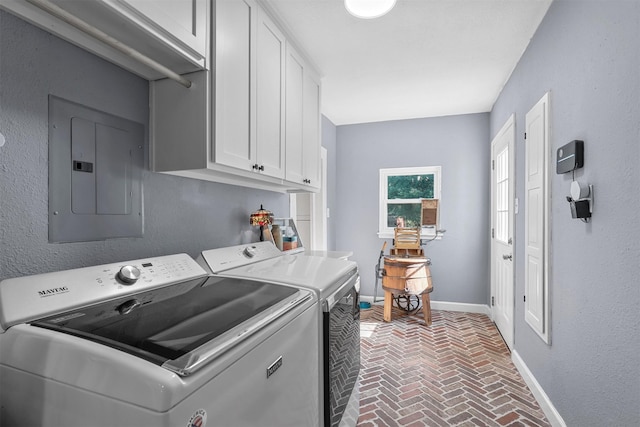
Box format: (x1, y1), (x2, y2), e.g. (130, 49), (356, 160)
(289, 147), (328, 251)
(490, 113), (516, 350)
(524, 92), (551, 344)
(313, 147), (328, 250)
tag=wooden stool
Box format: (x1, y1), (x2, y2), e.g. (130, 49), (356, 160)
(382, 256), (433, 326)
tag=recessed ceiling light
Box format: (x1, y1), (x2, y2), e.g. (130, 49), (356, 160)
(344, 0), (397, 19)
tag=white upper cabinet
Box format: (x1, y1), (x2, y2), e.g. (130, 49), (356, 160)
(214, 0), (256, 171)
(115, 0), (207, 62)
(302, 69), (321, 189)
(255, 8), (286, 179)
(214, 0), (285, 180)
(285, 47), (306, 185)
(150, 0), (321, 192)
(286, 44), (321, 190)
(0, 0), (209, 79)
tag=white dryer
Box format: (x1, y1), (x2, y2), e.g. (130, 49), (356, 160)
(197, 242), (361, 427)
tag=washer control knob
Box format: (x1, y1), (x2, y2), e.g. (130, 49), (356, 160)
(243, 246), (257, 258)
(117, 265), (141, 284)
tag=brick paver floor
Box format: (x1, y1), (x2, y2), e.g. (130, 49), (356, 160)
(358, 305), (550, 427)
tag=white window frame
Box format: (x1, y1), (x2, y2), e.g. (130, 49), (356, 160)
(378, 166), (442, 239)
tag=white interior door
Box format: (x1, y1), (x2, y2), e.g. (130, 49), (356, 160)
(491, 114), (515, 350)
(524, 92), (551, 344)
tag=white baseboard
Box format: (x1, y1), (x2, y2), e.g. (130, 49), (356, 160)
(359, 295), (385, 305)
(430, 300), (491, 316)
(359, 295), (490, 316)
(511, 350), (566, 427)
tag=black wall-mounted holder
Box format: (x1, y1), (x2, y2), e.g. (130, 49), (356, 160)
(566, 179), (593, 222)
(558, 140), (592, 222)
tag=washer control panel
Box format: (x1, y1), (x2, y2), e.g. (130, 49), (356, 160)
(198, 241), (284, 274)
(0, 254), (208, 331)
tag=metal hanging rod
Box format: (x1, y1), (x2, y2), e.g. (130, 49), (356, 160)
(25, 0), (192, 88)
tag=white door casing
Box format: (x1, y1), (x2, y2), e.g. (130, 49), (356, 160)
(312, 148), (328, 250)
(491, 114), (515, 350)
(290, 147), (328, 250)
(524, 92), (551, 344)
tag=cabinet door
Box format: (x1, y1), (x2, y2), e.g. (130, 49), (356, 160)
(285, 46), (305, 184)
(214, 0), (257, 171)
(255, 9), (286, 179)
(113, 0), (208, 61)
(302, 71), (321, 188)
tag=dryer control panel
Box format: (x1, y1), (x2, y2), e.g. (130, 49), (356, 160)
(197, 242), (284, 274)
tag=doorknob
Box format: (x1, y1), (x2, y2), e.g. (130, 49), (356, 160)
(502, 254), (513, 261)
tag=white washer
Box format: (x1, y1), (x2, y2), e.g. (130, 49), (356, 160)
(197, 242), (361, 427)
(0, 253), (319, 427)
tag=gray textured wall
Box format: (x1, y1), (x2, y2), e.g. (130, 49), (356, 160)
(490, 0), (640, 424)
(0, 11), (288, 280)
(334, 114), (490, 304)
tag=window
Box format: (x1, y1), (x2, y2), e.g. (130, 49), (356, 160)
(378, 166), (442, 239)
(495, 146), (509, 244)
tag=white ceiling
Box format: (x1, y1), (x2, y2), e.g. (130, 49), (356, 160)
(265, 0), (553, 125)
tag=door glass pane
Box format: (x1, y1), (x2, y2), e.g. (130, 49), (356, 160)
(496, 146), (509, 243)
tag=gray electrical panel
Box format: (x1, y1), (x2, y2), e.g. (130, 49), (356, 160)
(49, 96), (144, 243)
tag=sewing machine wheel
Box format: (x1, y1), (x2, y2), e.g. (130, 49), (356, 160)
(395, 294), (421, 313)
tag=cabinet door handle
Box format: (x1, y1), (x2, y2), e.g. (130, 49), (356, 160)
(258, 165), (265, 171)
(252, 164), (258, 170)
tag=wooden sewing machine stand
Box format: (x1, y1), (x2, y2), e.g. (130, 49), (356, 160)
(382, 228), (433, 326)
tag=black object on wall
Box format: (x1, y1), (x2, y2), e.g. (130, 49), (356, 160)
(556, 140), (584, 174)
(559, 140), (593, 222)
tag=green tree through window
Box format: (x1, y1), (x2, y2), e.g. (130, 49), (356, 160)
(387, 175), (434, 227)
(379, 167), (441, 236)
(388, 175), (434, 199)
